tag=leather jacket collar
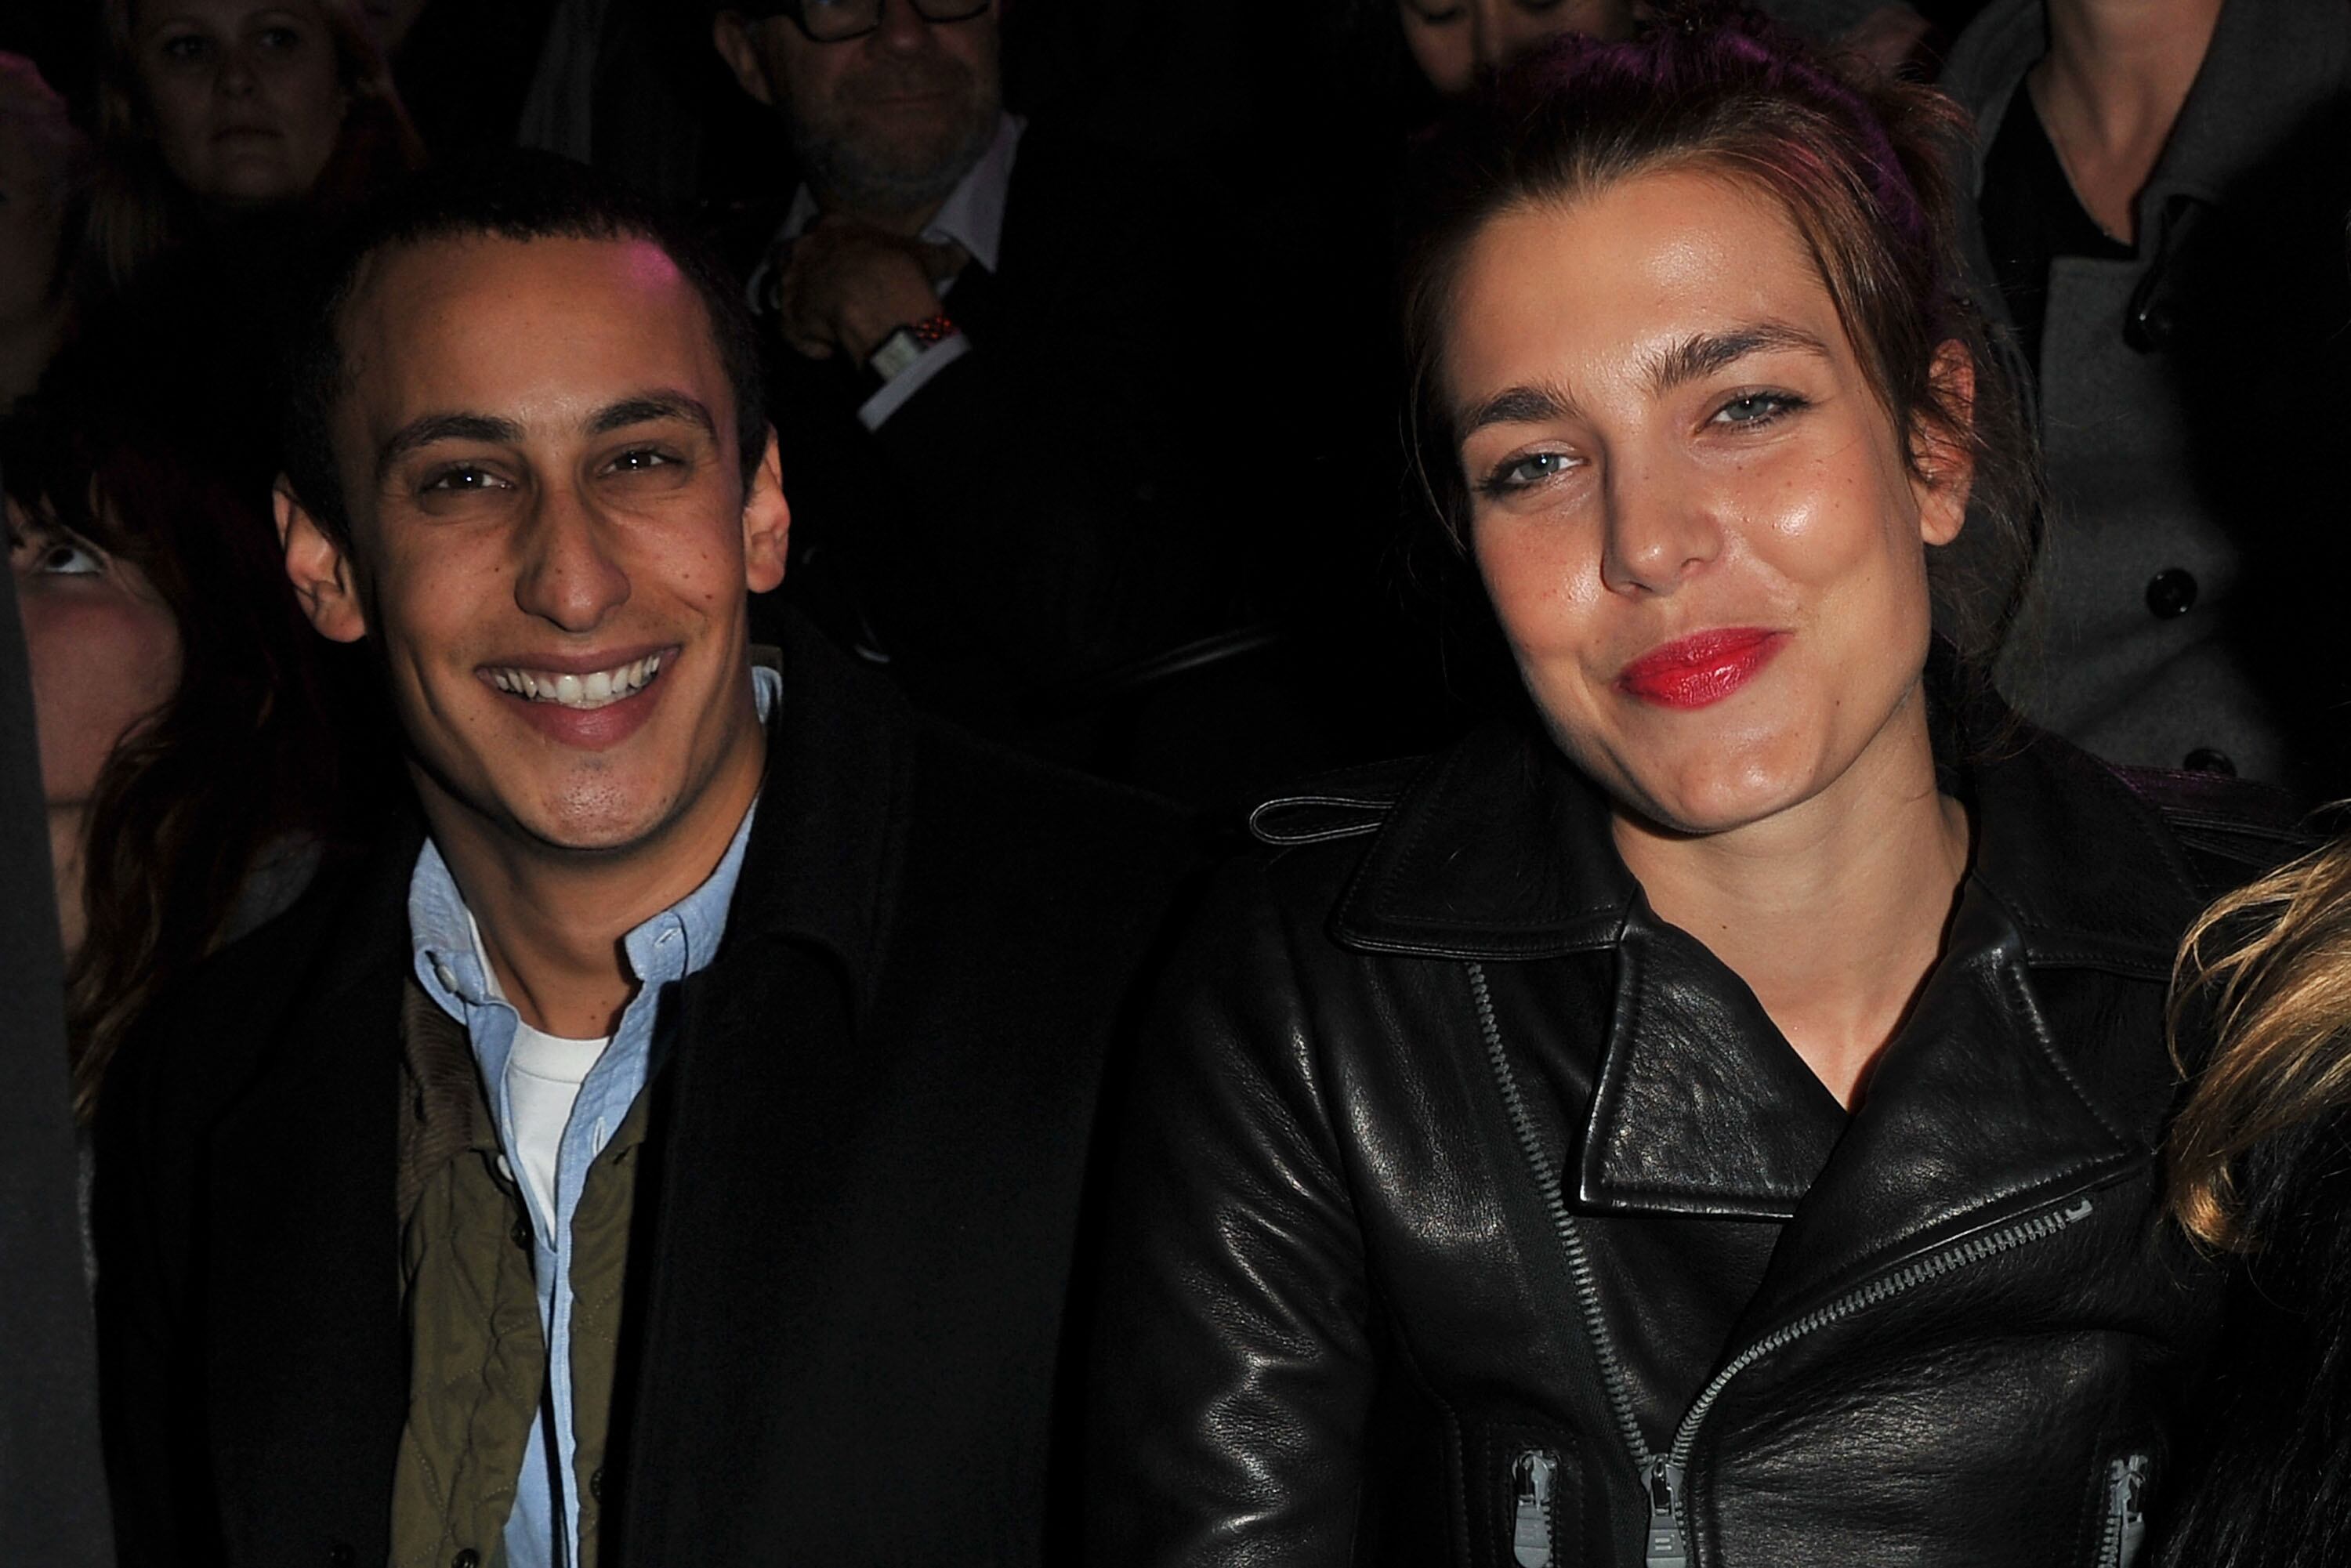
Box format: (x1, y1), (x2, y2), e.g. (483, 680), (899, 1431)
(1331, 681), (2214, 980)
(1317, 681), (2197, 1252)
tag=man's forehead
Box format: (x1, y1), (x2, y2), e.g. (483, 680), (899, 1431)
(336, 233), (723, 425)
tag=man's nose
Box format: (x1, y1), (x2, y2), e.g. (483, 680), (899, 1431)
(873, 0), (937, 53)
(513, 487), (632, 633)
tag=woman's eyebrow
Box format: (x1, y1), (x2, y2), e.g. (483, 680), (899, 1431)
(1643, 321), (1830, 395)
(1458, 381), (1577, 440)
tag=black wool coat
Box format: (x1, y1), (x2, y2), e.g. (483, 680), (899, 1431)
(96, 616), (1199, 1566)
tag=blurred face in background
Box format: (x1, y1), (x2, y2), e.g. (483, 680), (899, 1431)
(713, 0), (1002, 215)
(1399, 0), (1636, 96)
(7, 499), (183, 813)
(131, 0), (348, 207)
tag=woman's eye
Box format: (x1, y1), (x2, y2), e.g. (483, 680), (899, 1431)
(158, 32), (211, 61)
(1479, 450), (1579, 494)
(1711, 391), (1806, 428)
(38, 541), (107, 575)
(255, 24), (306, 49)
(1400, 0), (1467, 22)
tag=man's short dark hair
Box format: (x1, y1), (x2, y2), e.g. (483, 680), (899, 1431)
(281, 150), (769, 546)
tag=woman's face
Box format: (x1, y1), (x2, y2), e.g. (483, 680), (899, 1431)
(131, 0), (346, 208)
(1397, 0), (1635, 97)
(1444, 167), (1969, 838)
(8, 501), (183, 809)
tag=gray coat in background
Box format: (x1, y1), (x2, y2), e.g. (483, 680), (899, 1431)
(1944, 0), (2351, 798)
(0, 523), (114, 1564)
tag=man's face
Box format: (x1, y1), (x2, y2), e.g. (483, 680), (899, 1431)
(716, 1), (1002, 214)
(282, 234), (788, 861)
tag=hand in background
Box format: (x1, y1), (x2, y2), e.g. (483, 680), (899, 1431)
(769, 219), (966, 364)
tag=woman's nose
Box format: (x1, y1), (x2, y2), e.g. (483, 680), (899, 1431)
(1599, 460), (1723, 596)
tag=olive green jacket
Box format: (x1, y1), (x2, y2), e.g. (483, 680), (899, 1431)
(390, 983), (647, 1568)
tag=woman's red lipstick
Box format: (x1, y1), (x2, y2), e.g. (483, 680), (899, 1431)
(1617, 628), (1787, 709)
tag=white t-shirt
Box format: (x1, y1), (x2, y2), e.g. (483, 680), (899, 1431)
(471, 917), (608, 1229)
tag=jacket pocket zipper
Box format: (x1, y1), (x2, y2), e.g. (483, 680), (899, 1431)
(1471, 961), (2103, 1568)
(1511, 1449), (1559, 1566)
(2096, 1452), (2149, 1568)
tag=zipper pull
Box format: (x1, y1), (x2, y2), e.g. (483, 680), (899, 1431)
(1645, 1456), (1689, 1566)
(2108, 1453), (2149, 1567)
(1510, 1450), (1556, 1567)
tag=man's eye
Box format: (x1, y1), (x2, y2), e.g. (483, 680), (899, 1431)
(422, 466), (504, 494)
(607, 448), (675, 473)
(1401, 0), (1468, 21)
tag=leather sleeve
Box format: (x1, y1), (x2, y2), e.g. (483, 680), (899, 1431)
(1085, 856), (1377, 1566)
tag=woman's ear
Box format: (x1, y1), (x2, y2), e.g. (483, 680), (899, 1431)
(1911, 341), (1976, 548)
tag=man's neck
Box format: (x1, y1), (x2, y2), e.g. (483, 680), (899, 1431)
(808, 184), (951, 240)
(1613, 694), (1971, 1110)
(421, 725), (766, 1041)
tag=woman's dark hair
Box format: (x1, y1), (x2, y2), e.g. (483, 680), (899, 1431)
(2, 331), (344, 1122)
(1397, 8), (2041, 670)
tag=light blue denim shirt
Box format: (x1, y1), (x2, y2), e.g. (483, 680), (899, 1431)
(407, 664), (779, 1568)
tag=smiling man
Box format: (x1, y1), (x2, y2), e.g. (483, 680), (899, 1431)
(95, 154), (1195, 1567)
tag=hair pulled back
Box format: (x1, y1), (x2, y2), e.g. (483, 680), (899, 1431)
(1397, 6), (2040, 669)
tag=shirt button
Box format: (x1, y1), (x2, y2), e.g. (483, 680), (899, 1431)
(510, 1215), (532, 1249)
(656, 929), (679, 947)
(590, 1466), (604, 1501)
(2184, 748), (2236, 776)
(326, 1545), (353, 1567)
(2144, 568), (2197, 620)
(452, 1552), (480, 1568)
(433, 961), (458, 990)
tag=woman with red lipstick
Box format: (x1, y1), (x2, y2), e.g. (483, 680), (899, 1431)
(1085, 14), (2306, 1568)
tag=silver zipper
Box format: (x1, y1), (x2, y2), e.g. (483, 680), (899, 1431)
(2096, 1453), (2149, 1568)
(1511, 1449), (1558, 1566)
(1471, 960), (2103, 1568)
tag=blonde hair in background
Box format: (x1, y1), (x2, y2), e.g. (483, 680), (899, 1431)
(87, 0), (422, 294)
(2168, 834), (2351, 1250)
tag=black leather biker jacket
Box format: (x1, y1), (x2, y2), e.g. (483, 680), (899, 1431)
(1086, 707), (2305, 1568)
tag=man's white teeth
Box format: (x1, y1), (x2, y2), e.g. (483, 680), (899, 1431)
(489, 652), (662, 709)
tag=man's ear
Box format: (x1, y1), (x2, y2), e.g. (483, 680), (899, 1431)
(1911, 341), (1977, 549)
(741, 429), (791, 596)
(711, 12), (777, 108)
(274, 478), (369, 644)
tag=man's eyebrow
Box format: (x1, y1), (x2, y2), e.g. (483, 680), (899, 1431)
(1643, 322), (1830, 395)
(589, 391), (718, 440)
(375, 412), (523, 483)
(1458, 382), (1576, 440)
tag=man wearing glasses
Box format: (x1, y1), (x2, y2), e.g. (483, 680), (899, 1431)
(707, 0), (1296, 799)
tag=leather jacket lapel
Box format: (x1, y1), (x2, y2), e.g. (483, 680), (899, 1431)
(1733, 886), (2141, 1336)
(1578, 908), (1846, 1222)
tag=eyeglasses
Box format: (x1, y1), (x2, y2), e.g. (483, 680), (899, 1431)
(767, 0), (991, 44)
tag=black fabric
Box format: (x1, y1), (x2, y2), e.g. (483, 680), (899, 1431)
(0, 507), (115, 1565)
(95, 615), (1198, 1566)
(1976, 88), (2135, 374)
(1085, 692), (2310, 1566)
(726, 129), (1355, 803)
